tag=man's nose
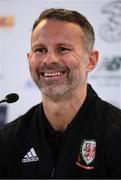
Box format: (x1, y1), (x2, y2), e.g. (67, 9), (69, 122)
(43, 51), (59, 64)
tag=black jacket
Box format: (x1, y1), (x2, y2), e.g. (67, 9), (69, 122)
(1, 85), (121, 179)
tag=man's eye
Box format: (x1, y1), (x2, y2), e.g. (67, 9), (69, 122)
(58, 47), (70, 53)
(35, 48), (47, 54)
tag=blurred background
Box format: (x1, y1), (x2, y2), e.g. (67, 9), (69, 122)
(0, 0), (121, 125)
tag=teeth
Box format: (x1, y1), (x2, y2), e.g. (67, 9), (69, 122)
(44, 72), (63, 77)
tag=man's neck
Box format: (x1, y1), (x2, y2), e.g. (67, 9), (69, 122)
(42, 86), (87, 132)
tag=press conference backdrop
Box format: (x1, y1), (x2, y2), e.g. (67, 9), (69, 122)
(0, 0), (121, 125)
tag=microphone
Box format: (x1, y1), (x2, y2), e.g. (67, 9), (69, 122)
(0, 93), (19, 104)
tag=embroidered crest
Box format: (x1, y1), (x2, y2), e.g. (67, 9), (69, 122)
(76, 139), (96, 170)
(81, 139), (96, 165)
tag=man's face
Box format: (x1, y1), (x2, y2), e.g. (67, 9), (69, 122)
(28, 19), (96, 100)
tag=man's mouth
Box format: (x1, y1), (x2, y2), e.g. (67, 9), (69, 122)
(40, 71), (65, 77)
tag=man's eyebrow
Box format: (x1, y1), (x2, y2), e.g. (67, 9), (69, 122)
(55, 42), (74, 47)
(32, 42), (73, 48)
(31, 42), (46, 48)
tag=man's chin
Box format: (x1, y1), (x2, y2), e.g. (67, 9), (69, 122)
(41, 89), (74, 102)
(40, 87), (66, 100)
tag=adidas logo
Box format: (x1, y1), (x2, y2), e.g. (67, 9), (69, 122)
(22, 147), (39, 163)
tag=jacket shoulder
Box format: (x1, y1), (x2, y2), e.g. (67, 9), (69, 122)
(0, 104), (41, 147)
(102, 100), (121, 127)
(96, 99), (121, 141)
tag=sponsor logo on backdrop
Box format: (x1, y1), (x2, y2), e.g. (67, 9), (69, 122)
(0, 16), (15, 27)
(99, 0), (121, 43)
(90, 55), (121, 86)
(98, 56), (121, 71)
(89, 55), (121, 108)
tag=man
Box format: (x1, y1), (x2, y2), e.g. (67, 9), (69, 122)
(0, 8), (121, 178)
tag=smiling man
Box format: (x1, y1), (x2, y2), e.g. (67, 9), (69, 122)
(1, 8), (121, 179)
(28, 16), (98, 131)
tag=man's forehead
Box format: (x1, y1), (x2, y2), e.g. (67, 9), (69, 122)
(33, 19), (83, 34)
(32, 19), (84, 41)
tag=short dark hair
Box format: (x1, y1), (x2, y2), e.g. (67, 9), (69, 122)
(32, 8), (95, 52)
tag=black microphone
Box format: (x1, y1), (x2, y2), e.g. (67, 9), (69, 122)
(0, 93), (19, 104)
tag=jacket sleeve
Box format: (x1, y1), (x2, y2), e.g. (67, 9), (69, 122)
(0, 125), (15, 178)
(0, 130), (7, 178)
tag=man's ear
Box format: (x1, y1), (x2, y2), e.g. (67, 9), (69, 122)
(87, 50), (99, 72)
(27, 52), (32, 61)
(27, 53), (29, 59)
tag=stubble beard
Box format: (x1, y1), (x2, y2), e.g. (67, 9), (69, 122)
(32, 68), (86, 102)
